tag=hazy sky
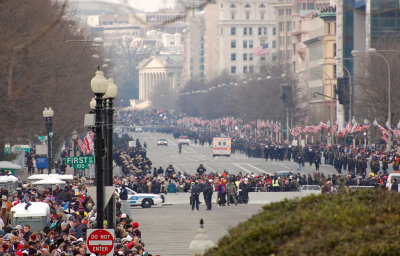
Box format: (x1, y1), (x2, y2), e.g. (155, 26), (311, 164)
(75, 0), (175, 12)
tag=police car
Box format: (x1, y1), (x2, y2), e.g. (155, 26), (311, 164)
(116, 186), (164, 208)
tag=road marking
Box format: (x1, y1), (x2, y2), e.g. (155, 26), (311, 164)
(277, 164), (291, 170)
(245, 163), (269, 174)
(233, 163), (252, 174)
(203, 164), (215, 172)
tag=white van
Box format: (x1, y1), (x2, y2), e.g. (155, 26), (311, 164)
(386, 171), (400, 191)
(213, 137), (231, 157)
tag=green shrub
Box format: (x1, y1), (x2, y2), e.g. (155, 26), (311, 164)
(205, 190), (400, 256)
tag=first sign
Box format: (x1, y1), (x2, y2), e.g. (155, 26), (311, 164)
(65, 156), (95, 165)
(87, 229), (114, 256)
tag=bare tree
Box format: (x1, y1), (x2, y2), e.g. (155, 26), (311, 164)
(0, 0), (102, 159)
(354, 39), (400, 126)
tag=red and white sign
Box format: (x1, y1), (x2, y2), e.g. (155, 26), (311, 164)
(87, 229), (115, 256)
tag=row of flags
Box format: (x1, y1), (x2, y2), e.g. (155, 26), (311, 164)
(177, 117), (400, 140)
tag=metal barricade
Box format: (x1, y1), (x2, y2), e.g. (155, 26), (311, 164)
(120, 200), (131, 216)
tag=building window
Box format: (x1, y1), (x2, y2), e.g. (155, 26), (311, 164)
(245, 4), (251, 8)
(249, 65), (254, 73)
(286, 9), (292, 15)
(249, 40), (253, 48)
(279, 50), (284, 59)
(279, 22), (284, 32)
(287, 21), (292, 31)
(249, 27), (253, 35)
(260, 12), (265, 20)
(246, 12), (250, 20)
(279, 9), (284, 16)
(231, 12), (235, 20)
(333, 65), (337, 78)
(221, 27), (223, 35)
(249, 53), (253, 61)
(231, 66), (236, 74)
(243, 40), (247, 48)
(273, 27), (276, 35)
(259, 3), (265, 8)
(230, 3), (236, 8)
(231, 53), (236, 61)
(279, 36), (284, 45)
(231, 27), (236, 35)
(272, 40), (276, 48)
(243, 66), (248, 73)
(200, 65), (204, 70)
(333, 43), (337, 57)
(231, 40), (236, 48)
(287, 50), (292, 59)
(243, 53), (248, 60)
(258, 27), (262, 35)
(287, 36), (291, 44)
(264, 27), (267, 35)
(243, 27), (247, 35)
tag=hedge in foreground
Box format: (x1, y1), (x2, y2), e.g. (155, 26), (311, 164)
(205, 190), (400, 256)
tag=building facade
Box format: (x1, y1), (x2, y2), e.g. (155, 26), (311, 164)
(216, 0), (277, 77)
(138, 55), (183, 101)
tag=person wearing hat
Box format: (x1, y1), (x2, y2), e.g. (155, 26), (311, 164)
(190, 180), (202, 211)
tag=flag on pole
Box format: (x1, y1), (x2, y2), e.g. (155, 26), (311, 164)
(254, 43), (269, 56)
(77, 137), (89, 155)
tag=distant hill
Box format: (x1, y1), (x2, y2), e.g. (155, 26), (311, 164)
(205, 190), (400, 256)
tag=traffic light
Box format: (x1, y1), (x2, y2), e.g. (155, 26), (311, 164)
(280, 84), (292, 103)
(336, 77), (349, 105)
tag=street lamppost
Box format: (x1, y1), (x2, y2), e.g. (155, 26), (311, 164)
(352, 49), (392, 151)
(43, 107), (54, 174)
(104, 78), (118, 229)
(90, 69), (109, 229)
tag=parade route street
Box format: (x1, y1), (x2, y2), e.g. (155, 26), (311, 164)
(131, 204), (264, 256)
(131, 132), (338, 177)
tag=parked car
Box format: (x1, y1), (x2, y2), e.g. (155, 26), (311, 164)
(115, 186), (163, 208)
(157, 139), (168, 146)
(178, 135), (190, 145)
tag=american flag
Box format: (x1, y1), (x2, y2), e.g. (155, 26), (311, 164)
(84, 131), (94, 152)
(254, 43), (269, 56)
(77, 137), (90, 155)
(349, 123), (362, 133)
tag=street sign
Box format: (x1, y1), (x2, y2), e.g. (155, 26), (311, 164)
(65, 156), (94, 169)
(38, 136), (46, 142)
(86, 186), (115, 210)
(87, 229), (114, 256)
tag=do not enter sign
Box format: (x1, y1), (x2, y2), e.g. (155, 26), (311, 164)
(87, 229), (115, 256)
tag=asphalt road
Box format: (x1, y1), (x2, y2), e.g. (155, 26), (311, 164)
(130, 131), (338, 177)
(131, 204), (264, 256)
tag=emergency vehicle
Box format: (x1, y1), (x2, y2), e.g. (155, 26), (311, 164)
(213, 137), (231, 157)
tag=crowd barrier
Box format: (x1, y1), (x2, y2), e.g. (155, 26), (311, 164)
(161, 191), (313, 205)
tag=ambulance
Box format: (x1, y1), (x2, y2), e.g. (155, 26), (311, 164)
(213, 137), (231, 157)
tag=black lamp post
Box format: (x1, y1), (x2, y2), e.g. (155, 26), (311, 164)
(43, 107), (54, 174)
(104, 78), (118, 229)
(71, 131), (78, 156)
(91, 69), (109, 229)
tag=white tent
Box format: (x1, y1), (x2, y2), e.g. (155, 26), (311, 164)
(33, 178), (66, 185)
(0, 161), (21, 170)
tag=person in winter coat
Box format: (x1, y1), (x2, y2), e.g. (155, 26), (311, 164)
(190, 180), (202, 211)
(203, 180), (213, 210)
(226, 181), (238, 206)
(217, 180), (227, 206)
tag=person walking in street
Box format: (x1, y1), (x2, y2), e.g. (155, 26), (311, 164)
(178, 142), (182, 154)
(217, 179), (227, 206)
(203, 180), (214, 210)
(295, 152), (302, 171)
(226, 180), (238, 206)
(190, 180), (202, 211)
